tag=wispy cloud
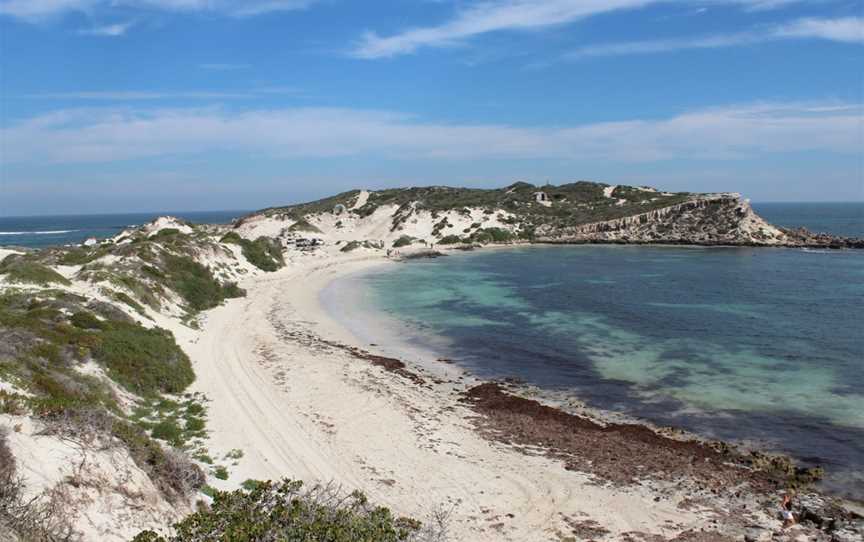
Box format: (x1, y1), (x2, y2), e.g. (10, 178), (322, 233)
(350, 0), (808, 59)
(0, 0), (317, 22)
(564, 16), (863, 59)
(76, 21), (133, 36)
(2, 102), (859, 164)
(774, 16), (864, 43)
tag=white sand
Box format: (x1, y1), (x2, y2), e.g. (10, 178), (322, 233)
(179, 252), (733, 541)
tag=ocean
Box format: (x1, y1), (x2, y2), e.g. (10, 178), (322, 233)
(0, 210), (249, 249)
(325, 202), (864, 499)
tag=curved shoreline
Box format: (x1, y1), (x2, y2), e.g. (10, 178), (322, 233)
(182, 249), (861, 541)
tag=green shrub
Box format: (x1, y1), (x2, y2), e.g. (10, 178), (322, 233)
(152, 419), (184, 446)
(240, 479), (262, 491)
(221, 233), (284, 272)
(437, 235), (462, 245)
(109, 290), (148, 316)
(161, 255), (243, 311)
(340, 241), (362, 253)
(287, 218), (322, 233)
(185, 417), (205, 433)
(131, 480), (424, 542)
(151, 228), (180, 239)
(0, 256), (70, 287)
(469, 227), (514, 244)
(392, 236), (416, 248)
(241, 238), (284, 272)
(58, 247), (108, 266)
(213, 466), (229, 480)
(70, 311), (105, 330)
(93, 322), (194, 396)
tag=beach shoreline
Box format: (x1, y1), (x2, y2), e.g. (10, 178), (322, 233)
(177, 246), (860, 541)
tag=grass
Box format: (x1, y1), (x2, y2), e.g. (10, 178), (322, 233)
(0, 256), (70, 287)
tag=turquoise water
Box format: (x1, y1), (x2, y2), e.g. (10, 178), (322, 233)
(335, 244), (864, 498)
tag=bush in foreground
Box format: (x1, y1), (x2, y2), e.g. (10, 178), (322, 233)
(132, 480), (447, 542)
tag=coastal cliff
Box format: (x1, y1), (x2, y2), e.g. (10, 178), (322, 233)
(238, 182), (862, 249)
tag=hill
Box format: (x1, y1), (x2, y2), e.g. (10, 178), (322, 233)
(235, 181), (861, 249)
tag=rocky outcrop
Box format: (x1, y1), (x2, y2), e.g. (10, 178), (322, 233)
(240, 182), (862, 249)
(535, 194), (863, 248)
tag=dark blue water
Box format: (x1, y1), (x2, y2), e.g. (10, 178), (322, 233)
(753, 202), (864, 238)
(0, 211), (249, 249)
(332, 204), (864, 498)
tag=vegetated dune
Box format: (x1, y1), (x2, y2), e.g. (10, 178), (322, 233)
(1, 183), (861, 541)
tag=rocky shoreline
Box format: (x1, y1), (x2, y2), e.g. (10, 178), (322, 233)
(274, 316), (864, 542)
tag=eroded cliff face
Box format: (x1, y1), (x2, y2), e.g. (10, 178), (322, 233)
(533, 194), (782, 245)
(244, 185), (862, 250)
(533, 194), (862, 248)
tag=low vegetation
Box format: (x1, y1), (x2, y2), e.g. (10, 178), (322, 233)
(392, 235), (418, 248)
(220, 232), (285, 272)
(0, 255), (71, 287)
(0, 290), (205, 507)
(287, 218), (323, 234)
(132, 480), (448, 542)
(340, 240), (383, 253)
(263, 182), (693, 237)
(162, 254), (244, 312)
(93, 321), (194, 396)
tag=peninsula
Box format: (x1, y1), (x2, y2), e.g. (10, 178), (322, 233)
(1, 182), (861, 542)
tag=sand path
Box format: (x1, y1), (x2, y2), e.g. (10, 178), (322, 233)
(185, 255), (710, 541)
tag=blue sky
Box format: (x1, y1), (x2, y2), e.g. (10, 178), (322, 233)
(0, 0), (862, 215)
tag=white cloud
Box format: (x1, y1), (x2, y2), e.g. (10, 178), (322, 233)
(1, 102), (859, 165)
(350, 0), (810, 59)
(775, 16), (864, 43)
(353, 0), (654, 59)
(76, 21), (133, 36)
(0, 0), (316, 21)
(565, 16), (863, 59)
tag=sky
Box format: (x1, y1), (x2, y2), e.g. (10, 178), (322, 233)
(0, 0), (862, 215)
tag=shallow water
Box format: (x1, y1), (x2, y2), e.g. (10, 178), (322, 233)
(334, 244), (864, 499)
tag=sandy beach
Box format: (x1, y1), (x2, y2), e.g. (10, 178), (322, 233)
(176, 249), (781, 541)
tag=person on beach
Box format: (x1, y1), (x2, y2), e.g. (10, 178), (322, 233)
(781, 493), (796, 528)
